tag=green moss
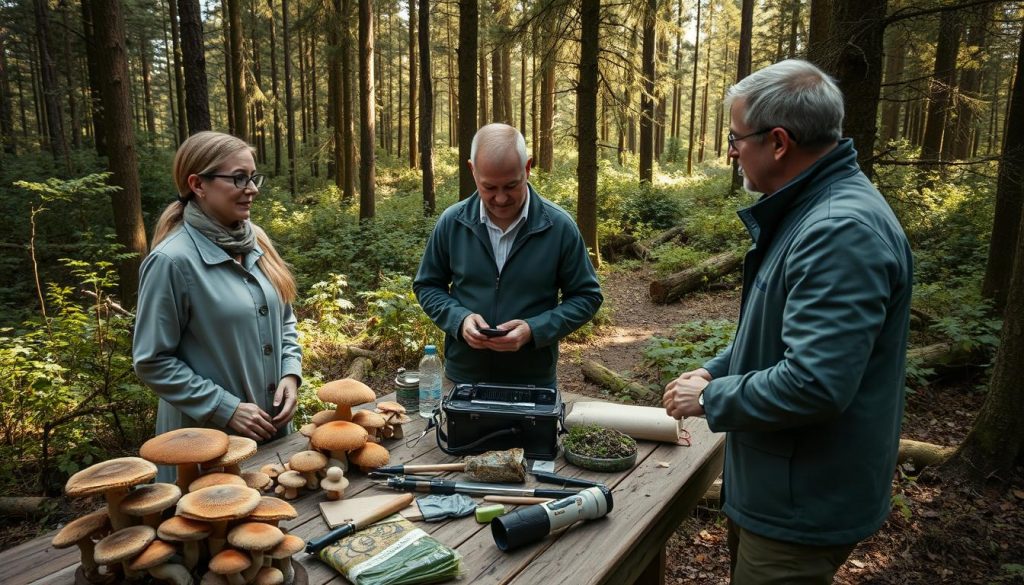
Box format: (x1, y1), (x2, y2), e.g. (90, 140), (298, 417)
(563, 425), (637, 459)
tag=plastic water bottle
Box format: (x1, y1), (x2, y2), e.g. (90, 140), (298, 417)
(418, 345), (443, 418)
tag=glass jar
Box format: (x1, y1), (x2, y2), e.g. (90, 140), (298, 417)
(394, 368), (420, 413)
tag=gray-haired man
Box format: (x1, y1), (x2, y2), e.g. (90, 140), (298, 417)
(663, 59), (913, 583)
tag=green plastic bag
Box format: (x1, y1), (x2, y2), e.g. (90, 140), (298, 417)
(318, 514), (462, 585)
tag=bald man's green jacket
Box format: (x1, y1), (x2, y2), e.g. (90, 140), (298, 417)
(414, 187), (602, 387)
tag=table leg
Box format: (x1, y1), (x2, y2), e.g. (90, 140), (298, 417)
(634, 545), (666, 585)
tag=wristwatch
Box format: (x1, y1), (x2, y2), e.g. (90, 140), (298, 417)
(697, 389), (705, 409)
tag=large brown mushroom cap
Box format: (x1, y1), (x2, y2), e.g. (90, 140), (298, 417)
(289, 450), (328, 473)
(349, 442), (390, 470)
(140, 428), (230, 465)
(120, 483), (181, 523)
(158, 515), (211, 541)
(202, 435), (258, 471)
(252, 567), (285, 585)
(247, 496), (297, 524)
(310, 409), (338, 426)
(94, 525), (156, 566)
(189, 472), (248, 492)
(228, 522), (284, 551)
(209, 548), (251, 575)
(310, 421), (368, 452)
(65, 457), (157, 498)
(352, 410), (387, 430)
(177, 485), (262, 522)
(376, 401), (406, 414)
(51, 507), (111, 549)
(316, 379), (376, 421)
(241, 471), (273, 491)
(267, 533), (305, 559)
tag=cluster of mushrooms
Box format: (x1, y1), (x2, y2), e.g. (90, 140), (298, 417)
(55, 428), (303, 585)
(296, 378), (409, 473)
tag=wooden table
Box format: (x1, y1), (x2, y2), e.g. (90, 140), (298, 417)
(1, 392), (724, 585)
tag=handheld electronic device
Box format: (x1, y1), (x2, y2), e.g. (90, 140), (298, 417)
(478, 327), (510, 337)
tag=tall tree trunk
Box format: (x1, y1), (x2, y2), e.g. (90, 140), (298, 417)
(729, 0), (752, 190)
(138, 32), (157, 139)
(919, 8), (961, 165)
(330, 0), (344, 188)
(408, 0), (417, 168)
(358, 0), (376, 219)
(282, 0), (297, 193)
(830, 0), (886, 178)
(341, 0), (355, 200)
(698, 2), (714, 164)
(59, 2), (81, 149)
(178, 0), (211, 132)
(479, 48), (488, 126)
(638, 0), (655, 183)
(32, 0), (69, 168)
(80, 0), (107, 153)
(945, 29), (1024, 481)
(880, 27), (906, 145)
(0, 30), (17, 154)
(538, 25), (554, 173)
(310, 29), (320, 177)
(520, 36), (526, 136)
(981, 28), (1024, 314)
(168, 0), (187, 144)
(298, 31), (308, 145)
(419, 0), (435, 215)
(952, 4), (992, 161)
(268, 0), (282, 174)
(655, 18), (668, 161)
(787, 0), (800, 58)
(92, 0), (147, 306)
(221, 0), (235, 133)
(807, 0), (830, 67)
(228, 0), (248, 141)
(458, 0), (478, 198)
(686, 0), (701, 176)
(578, 0), (599, 268)
(670, 0), (682, 149)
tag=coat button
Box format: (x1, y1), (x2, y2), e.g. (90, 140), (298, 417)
(259, 305), (269, 315)
(263, 344), (272, 355)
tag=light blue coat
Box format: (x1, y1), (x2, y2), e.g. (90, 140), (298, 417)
(133, 223), (302, 479)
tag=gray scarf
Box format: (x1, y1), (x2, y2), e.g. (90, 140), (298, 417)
(183, 200), (256, 257)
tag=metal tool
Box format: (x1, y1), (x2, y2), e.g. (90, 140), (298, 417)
(491, 485), (613, 551)
(531, 471), (605, 489)
(374, 476), (580, 499)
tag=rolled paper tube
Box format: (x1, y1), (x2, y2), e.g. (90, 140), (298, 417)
(564, 402), (688, 444)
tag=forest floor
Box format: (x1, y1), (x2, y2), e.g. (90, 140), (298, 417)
(557, 265), (1024, 585)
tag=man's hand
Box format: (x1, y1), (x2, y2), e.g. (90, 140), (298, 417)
(460, 315), (532, 352)
(228, 402), (277, 441)
(271, 375), (300, 428)
(663, 368), (712, 420)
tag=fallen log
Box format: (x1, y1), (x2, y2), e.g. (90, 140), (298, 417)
(346, 356), (374, 382)
(649, 250), (743, 304)
(0, 496), (53, 517)
(601, 226), (688, 262)
(581, 359), (653, 399)
(898, 438), (955, 470)
(344, 346), (382, 363)
(906, 342), (980, 370)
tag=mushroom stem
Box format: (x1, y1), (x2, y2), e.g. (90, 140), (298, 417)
(225, 464), (242, 475)
(328, 451), (349, 473)
(76, 539), (101, 580)
(300, 472), (318, 490)
(225, 572), (246, 585)
(333, 404), (353, 421)
(243, 552), (264, 582)
(277, 557), (295, 584)
(104, 489), (133, 531)
(148, 563), (194, 585)
(176, 464), (200, 492)
(209, 522), (228, 556)
(182, 541), (200, 571)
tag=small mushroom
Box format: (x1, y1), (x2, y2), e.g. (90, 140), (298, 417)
(65, 457), (158, 531)
(140, 428), (230, 491)
(348, 442), (390, 473)
(201, 435), (258, 475)
(51, 507), (111, 582)
(228, 522), (285, 582)
(320, 467), (349, 501)
(275, 471), (306, 500)
(267, 534), (305, 584)
(208, 549), (251, 585)
(352, 410), (387, 442)
(288, 451), (327, 489)
(120, 483), (181, 528)
(310, 409), (338, 426)
(128, 539), (193, 585)
(157, 515), (210, 571)
(247, 496), (297, 527)
(259, 463), (285, 480)
(316, 379), (376, 422)
(252, 567), (285, 585)
(93, 525), (155, 580)
(176, 484), (261, 556)
(382, 412), (412, 439)
(241, 471), (273, 492)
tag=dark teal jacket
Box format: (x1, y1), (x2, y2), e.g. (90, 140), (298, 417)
(702, 139), (913, 545)
(413, 187), (602, 386)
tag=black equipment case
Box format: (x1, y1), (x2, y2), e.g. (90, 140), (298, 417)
(435, 383), (563, 460)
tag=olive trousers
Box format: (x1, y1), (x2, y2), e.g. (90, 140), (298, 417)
(728, 520), (857, 585)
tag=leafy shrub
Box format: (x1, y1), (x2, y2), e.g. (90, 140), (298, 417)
(644, 319), (736, 384)
(360, 273), (444, 365)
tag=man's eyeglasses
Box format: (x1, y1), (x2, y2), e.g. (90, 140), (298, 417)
(727, 127), (797, 150)
(201, 173), (267, 189)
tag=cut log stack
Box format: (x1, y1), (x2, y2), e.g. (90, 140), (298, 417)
(649, 250), (744, 304)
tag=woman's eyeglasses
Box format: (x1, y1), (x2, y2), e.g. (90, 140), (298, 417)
(202, 173), (267, 189)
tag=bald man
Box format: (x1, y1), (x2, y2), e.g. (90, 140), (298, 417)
(414, 123), (602, 389)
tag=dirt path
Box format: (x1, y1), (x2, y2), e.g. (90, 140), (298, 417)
(557, 264), (740, 400)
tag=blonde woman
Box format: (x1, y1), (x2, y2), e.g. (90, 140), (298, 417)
(133, 132), (301, 479)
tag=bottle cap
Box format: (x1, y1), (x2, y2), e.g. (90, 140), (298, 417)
(424, 345), (437, 354)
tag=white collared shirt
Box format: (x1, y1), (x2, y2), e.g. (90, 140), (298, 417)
(480, 191), (530, 272)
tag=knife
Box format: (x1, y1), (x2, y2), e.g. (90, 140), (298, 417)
(305, 492), (415, 554)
